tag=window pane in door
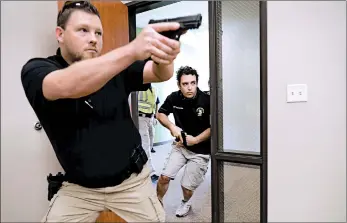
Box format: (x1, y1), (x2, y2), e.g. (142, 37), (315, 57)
(218, 1), (261, 154)
(222, 162), (260, 222)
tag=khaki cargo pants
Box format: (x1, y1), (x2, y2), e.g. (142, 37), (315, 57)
(138, 116), (156, 176)
(42, 164), (165, 222)
(162, 144), (210, 191)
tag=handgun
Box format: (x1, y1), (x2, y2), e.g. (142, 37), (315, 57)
(47, 172), (65, 201)
(175, 131), (188, 147)
(148, 14), (202, 41)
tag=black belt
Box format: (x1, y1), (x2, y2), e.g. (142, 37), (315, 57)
(139, 113), (153, 118)
(47, 145), (148, 199)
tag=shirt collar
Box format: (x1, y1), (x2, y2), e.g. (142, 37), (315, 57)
(55, 48), (69, 68)
(180, 88), (202, 101)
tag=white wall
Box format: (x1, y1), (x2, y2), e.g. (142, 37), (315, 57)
(267, 1), (346, 222)
(1, 2), (63, 222)
(222, 1), (261, 153)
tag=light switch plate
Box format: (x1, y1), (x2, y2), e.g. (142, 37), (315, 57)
(287, 84), (308, 103)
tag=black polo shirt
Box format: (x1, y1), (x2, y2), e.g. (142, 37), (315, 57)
(20, 49), (150, 188)
(158, 88), (211, 155)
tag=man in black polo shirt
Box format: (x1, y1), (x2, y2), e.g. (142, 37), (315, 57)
(156, 66), (210, 217)
(20, 1), (182, 222)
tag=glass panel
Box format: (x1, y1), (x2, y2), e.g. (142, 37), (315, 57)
(219, 1), (261, 154)
(222, 162), (260, 222)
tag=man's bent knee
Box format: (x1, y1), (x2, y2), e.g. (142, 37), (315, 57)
(42, 186), (104, 223)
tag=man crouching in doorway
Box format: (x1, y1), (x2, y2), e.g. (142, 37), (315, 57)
(156, 66), (211, 217)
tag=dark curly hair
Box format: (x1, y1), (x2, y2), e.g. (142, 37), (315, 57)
(176, 66), (199, 84)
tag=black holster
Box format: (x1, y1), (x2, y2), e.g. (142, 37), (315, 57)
(47, 172), (65, 201)
(129, 145), (148, 174)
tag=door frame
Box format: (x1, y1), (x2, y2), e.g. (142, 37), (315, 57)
(209, 2), (268, 222)
(127, 1), (180, 128)
(126, 1), (268, 223)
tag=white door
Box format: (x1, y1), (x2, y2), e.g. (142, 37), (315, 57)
(1, 2), (63, 222)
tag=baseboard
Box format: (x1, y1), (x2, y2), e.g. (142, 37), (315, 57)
(153, 139), (173, 147)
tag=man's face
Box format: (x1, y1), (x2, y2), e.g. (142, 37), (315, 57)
(178, 74), (198, 98)
(56, 10), (103, 63)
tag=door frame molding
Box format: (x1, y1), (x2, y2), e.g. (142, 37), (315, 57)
(126, 1), (268, 223)
(209, 1), (268, 222)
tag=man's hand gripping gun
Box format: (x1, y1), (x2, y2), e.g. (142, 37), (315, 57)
(175, 131), (188, 147)
(149, 13), (203, 41)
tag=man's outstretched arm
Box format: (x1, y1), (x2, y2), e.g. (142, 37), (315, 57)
(156, 95), (184, 142)
(23, 22), (181, 101)
(143, 61), (175, 83)
(157, 112), (176, 132)
(39, 45), (137, 100)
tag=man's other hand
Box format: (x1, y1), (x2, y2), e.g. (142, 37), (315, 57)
(130, 22), (181, 65)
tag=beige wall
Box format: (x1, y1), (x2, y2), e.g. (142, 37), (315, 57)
(1, 2), (63, 222)
(267, 1), (346, 222)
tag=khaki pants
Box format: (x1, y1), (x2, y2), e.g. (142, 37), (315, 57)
(162, 144), (210, 191)
(42, 164), (165, 222)
(138, 116), (156, 175)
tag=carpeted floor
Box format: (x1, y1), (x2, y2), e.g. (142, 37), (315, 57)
(151, 143), (260, 222)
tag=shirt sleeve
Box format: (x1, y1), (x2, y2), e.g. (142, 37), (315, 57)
(21, 58), (60, 112)
(123, 60), (150, 95)
(158, 94), (173, 116)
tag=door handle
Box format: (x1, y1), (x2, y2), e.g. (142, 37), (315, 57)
(34, 121), (42, 131)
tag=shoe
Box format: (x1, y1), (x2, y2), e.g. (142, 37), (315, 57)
(175, 200), (192, 217)
(151, 148), (156, 153)
(151, 174), (159, 181)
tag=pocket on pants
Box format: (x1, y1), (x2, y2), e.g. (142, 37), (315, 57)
(41, 194), (59, 223)
(149, 195), (166, 222)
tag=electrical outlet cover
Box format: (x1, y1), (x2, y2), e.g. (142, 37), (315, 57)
(287, 84), (308, 103)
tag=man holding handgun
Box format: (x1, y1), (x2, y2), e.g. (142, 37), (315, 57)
(20, 1), (186, 222)
(156, 66), (211, 217)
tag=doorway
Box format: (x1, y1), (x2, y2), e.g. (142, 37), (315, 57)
(127, 1), (268, 222)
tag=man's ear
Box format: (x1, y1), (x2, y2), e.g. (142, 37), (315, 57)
(55, 27), (64, 43)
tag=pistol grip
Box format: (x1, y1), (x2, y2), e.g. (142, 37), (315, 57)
(159, 29), (185, 41)
(152, 29), (185, 65)
(181, 131), (188, 147)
